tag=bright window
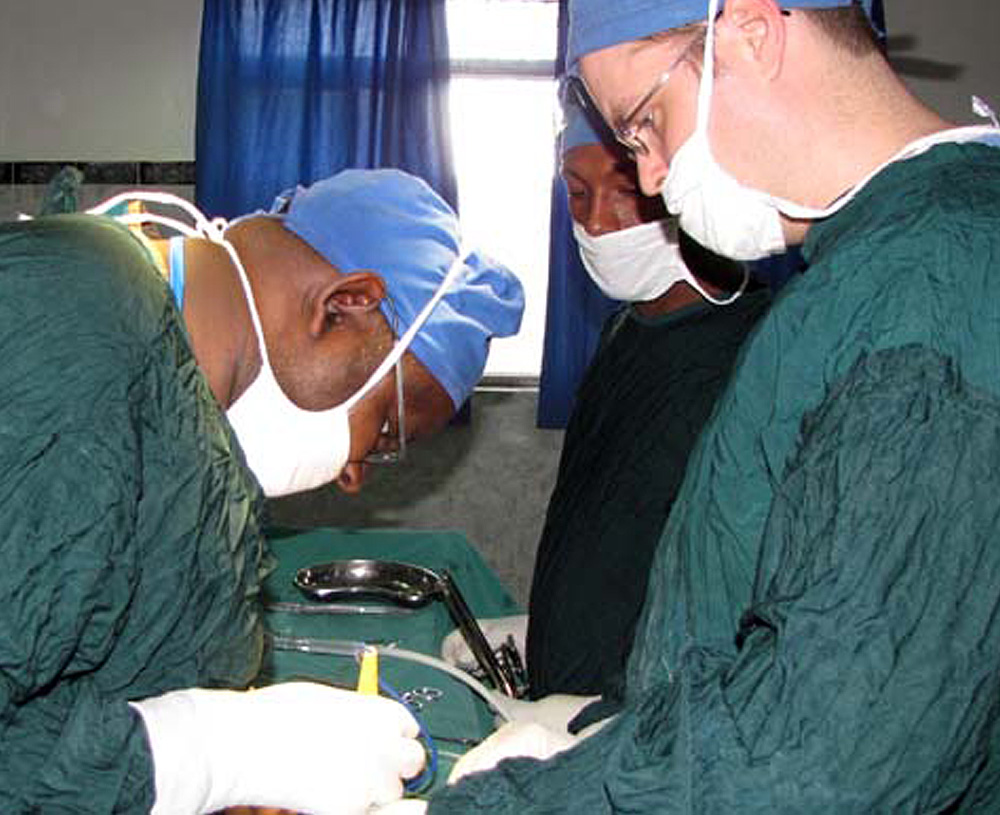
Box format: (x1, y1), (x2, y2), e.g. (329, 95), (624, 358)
(446, 0), (560, 379)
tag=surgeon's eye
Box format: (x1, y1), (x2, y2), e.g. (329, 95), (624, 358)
(634, 110), (656, 140)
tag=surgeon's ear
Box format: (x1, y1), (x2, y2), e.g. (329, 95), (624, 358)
(311, 271), (387, 337)
(718, 0), (787, 82)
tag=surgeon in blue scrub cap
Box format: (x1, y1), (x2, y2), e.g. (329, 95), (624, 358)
(568, 0), (896, 262)
(145, 168), (524, 498)
(238, 168), (527, 495)
(277, 169), (523, 413)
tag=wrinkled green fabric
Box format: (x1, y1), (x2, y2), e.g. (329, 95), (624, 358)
(527, 291), (769, 700)
(430, 142), (1000, 813)
(0, 215), (268, 813)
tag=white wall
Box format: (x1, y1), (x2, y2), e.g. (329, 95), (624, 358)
(0, 0), (202, 160)
(893, 1), (1000, 125)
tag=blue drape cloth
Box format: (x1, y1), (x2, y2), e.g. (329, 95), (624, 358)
(196, 0), (457, 219)
(537, 0), (620, 429)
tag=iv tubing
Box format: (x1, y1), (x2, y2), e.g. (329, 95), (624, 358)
(268, 634), (514, 723)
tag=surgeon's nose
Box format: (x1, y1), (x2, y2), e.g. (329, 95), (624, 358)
(636, 151), (669, 197)
(582, 198), (614, 237)
(335, 462), (366, 494)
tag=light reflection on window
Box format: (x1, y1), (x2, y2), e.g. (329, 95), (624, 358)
(447, 1), (559, 378)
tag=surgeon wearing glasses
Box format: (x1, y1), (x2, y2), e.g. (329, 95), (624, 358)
(442, 89), (768, 726)
(428, 0), (1000, 812)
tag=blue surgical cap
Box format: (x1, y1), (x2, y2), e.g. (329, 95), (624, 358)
(277, 169), (525, 408)
(561, 85), (610, 152)
(569, 0), (863, 67)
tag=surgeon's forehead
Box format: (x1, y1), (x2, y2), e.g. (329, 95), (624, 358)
(580, 33), (691, 124)
(562, 142), (632, 181)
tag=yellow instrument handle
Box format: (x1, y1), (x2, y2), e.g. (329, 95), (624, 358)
(356, 647), (379, 696)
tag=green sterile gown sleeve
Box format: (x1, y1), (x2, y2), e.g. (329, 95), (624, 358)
(0, 215), (267, 813)
(429, 141), (1000, 813)
(527, 291), (769, 701)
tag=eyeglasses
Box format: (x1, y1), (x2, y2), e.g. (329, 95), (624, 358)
(362, 353), (407, 466)
(613, 33), (704, 158)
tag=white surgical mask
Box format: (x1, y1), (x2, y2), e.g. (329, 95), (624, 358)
(664, 0), (1000, 261)
(87, 191), (466, 497)
(572, 218), (745, 305)
(660, 0), (785, 261)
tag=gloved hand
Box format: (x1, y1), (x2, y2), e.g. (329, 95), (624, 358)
(131, 681), (425, 815)
(440, 614), (528, 670)
(447, 721), (576, 784)
(486, 692), (600, 733)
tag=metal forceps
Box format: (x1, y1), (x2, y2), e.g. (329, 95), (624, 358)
(294, 559), (522, 697)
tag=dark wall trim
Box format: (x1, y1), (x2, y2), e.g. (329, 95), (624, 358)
(3, 161), (195, 186)
(477, 374), (539, 392)
(451, 59), (556, 78)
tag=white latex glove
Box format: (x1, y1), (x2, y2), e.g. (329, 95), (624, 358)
(131, 681), (425, 815)
(487, 692), (600, 733)
(440, 614), (528, 670)
(447, 721), (576, 784)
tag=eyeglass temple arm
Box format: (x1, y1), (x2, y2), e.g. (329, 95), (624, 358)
(395, 355), (406, 460)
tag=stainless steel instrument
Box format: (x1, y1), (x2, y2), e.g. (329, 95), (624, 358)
(294, 559), (521, 697)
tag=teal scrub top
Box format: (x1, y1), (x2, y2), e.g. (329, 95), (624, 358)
(430, 141), (1000, 813)
(0, 215), (267, 813)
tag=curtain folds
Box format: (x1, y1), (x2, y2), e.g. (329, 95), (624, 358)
(196, 0), (457, 219)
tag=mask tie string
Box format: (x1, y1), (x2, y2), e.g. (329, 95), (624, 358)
(972, 95), (999, 128)
(87, 191), (271, 368)
(88, 190), (467, 413)
(342, 245), (468, 413)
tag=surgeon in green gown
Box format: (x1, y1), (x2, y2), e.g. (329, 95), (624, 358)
(442, 91), (769, 713)
(528, 91), (770, 706)
(0, 169), (523, 814)
(427, 1), (1000, 812)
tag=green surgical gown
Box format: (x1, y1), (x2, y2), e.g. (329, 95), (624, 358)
(430, 142), (1000, 813)
(0, 216), (267, 813)
(527, 291), (769, 702)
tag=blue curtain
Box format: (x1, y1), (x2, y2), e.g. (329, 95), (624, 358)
(196, 0), (456, 219)
(537, 0), (620, 429)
